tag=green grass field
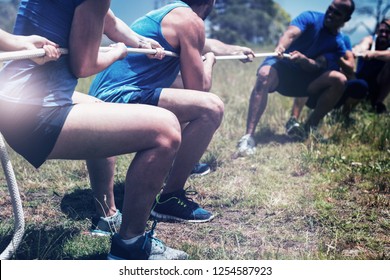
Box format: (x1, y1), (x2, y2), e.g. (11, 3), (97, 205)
(0, 58), (389, 260)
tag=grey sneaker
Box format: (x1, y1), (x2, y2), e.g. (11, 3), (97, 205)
(237, 134), (256, 156)
(90, 210), (122, 236)
(107, 222), (188, 260)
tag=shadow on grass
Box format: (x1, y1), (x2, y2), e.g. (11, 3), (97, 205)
(255, 127), (299, 145)
(60, 182), (125, 220)
(0, 227), (107, 260)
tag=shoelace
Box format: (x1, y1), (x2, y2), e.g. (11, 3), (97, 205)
(142, 220), (164, 252)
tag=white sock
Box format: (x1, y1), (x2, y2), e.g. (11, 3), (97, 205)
(121, 233), (145, 245)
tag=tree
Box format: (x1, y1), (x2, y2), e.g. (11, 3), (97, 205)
(345, 0), (390, 36)
(208, 0), (290, 45)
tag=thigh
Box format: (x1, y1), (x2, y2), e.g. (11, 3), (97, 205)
(49, 102), (180, 160)
(274, 62), (318, 97)
(157, 88), (223, 123)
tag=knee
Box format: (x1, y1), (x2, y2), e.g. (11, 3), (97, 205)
(204, 94), (224, 128)
(255, 67), (274, 93)
(330, 71), (348, 88)
(157, 111), (181, 153)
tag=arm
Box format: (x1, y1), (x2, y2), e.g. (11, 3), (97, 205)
(339, 50), (355, 78)
(203, 38), (255, 61)
(0, 28), (60, 64)
(103, 9), (160, 49)
(352, 35), (373, 55)
(289, 50), (327, 72)
(275, 25), (302, 54)
(68, 0), (127, 78)
(360, 50), (390, 62)
(176, 13), (215, 91)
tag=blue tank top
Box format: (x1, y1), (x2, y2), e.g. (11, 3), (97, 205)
(89, 1), (189, 103)
(14, 0), (85, 47)
(0, 0), (85, 106)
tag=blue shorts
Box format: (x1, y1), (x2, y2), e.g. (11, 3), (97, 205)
(0, 101), (73, 169)
(93, 87), (163, 106)
(260, 57), (323, 97)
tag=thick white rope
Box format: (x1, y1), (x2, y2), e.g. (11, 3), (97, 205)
(0, 133), (25, 260)
(0, 47), (291, 62)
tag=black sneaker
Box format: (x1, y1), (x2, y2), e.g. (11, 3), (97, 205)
(150, 190), (214, 223)
(107, 222), (188, 260)
(285, 117), (307, 140)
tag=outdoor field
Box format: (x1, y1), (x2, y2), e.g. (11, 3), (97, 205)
(0, 54), (389, 260)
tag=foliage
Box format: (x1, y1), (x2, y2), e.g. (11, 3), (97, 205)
(345, 0), (390, 36)
(208, 0), (290, 45)
(0, 0), (19, 32)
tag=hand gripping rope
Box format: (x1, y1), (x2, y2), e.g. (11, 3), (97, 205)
(0, 46), (290, 259)
(0, 47), (291, 62)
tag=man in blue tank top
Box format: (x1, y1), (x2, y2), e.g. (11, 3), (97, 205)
(236, 0), (355, 156)
(89, 0), (253, 224)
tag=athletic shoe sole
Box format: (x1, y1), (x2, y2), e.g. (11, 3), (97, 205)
(150, 210), (214, 223)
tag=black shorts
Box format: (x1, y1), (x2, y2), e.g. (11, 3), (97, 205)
(0, 101), (73, 168)
(261, 57), (323, 97)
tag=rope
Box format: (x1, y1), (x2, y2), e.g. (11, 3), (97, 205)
(0, 47), (291, 62)
(0, 133), (24, 260)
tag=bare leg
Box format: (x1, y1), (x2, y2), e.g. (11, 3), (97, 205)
(305, 71), (347, 128)
(246, 65), (278, 135)
(157, 88), (224, 193)
(290, 97), (308, 120)
(49, 101), (181, 239)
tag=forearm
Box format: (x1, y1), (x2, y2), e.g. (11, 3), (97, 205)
(204, 38), (243, 55)
(299, 58), (323, 72)
(0, 30), (28, 51)
(371, 50), (390, 61)
(276, 27), (300, 53)
(103, 9), (142, 48)
(202, 56), (214, 91)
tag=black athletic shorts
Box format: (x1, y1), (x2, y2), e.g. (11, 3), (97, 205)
(0, 101), (73, 168)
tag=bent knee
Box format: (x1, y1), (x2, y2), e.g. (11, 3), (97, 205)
(255, 66), (276, 92)
(157, 111), (181, 152)
(329, 71), (347, 86)
(203, 94), (225, 128)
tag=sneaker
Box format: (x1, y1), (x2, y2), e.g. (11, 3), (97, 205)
(236, 134), (256, 156)
(90, 209), (122, 236)
(107, 222), (188, 260)
(150, 189), (214, 223)
(190, 163), (211, 177)
(285, 117), (306, 140)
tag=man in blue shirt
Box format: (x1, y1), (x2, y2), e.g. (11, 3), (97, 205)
(236, 0), (355, 156)
(285, 34), (369, 137)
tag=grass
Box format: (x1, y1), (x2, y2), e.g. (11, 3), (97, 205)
(0, 57), (389, 260)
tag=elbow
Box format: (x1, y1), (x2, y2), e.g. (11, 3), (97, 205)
(203, 79), (213, 92)
(71, 64), (93, 78)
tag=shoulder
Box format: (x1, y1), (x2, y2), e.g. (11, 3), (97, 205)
(291, 11), (323, 29)
(168, 8), (205, 42)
